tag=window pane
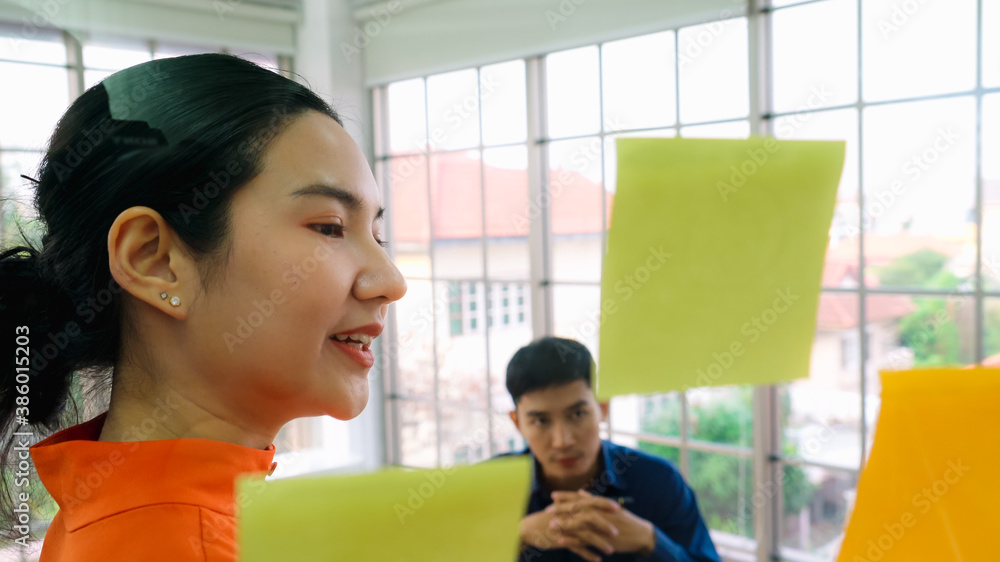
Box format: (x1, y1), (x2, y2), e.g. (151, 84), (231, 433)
(864, 296), (974, 454)
(427, 68), (480, 151)
(861, 0), (976, 101)
(678, 17), (749, 124)
(775, 108), (860, 289)
(430, 150), (484, 279)
(779, 466), (857, 558)
(546, 46), (600, 139)
(0, 24), (66, 64)
(634, 393), (682, 439)
(439, 408), (490, 465)
(398, 400), (437, 468)
(488, 288), (533, 412)
(481, 59), (527, 146)
(982, 94), (1000, 289)
(687, 386), (752, 448)
(484, 146), (529, 280)
(387, 78), (426, 155)
(392, 279), (435, 398)
(0, 62), (69, 150)
(435, 280), (488, 408)
(679, 120), (750, 138)
(985, 0), (1000, 88)
(772, 0), (857, 114)
(862, 97), (976, 290)
(552, 284), (601, 359)
(689, 451), (753, 538)
(83, 38), (151, 70)
(387, 156), (431, 277)
(549, 138), (604, 283)
(784, 293), (864, 471)
(601, 31), (676, 132)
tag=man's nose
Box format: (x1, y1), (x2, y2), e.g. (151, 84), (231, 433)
(552, 423), (575, 449)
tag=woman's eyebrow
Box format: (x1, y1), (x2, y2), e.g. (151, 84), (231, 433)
(289, 183), (385, 219)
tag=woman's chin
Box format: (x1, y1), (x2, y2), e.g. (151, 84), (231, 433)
(325, 391), (370, 421)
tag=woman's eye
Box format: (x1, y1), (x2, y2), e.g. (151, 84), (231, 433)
(313, 224), (345, 238)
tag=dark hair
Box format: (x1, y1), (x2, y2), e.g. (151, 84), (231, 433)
(0, 53), (340, 537)
(506, 337), (594, 406)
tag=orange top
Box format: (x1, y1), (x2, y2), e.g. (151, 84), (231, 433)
(29, 411), (276, 561)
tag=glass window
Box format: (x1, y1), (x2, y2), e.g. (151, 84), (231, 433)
(678, 17), (749, 124)
(601, 31), (676, 131)
(546, 46), (600, 139)
(772, 0), (857, 113)
(0, 62), (69, 150)
(861, 0), (976, 101)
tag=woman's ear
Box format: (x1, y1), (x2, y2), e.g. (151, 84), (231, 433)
(107, 206), (198, 320)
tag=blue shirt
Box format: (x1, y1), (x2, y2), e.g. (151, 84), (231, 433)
(497, 440), (720, 562)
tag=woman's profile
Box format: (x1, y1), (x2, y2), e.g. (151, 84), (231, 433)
(0, 53), (407, 560)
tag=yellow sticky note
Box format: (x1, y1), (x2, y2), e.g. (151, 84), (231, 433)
(236, 457), (531, 561)
(838, 368), (996, 561)
(597, 137), (845, 399)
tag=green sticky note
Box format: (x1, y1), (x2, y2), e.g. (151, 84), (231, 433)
(597, 137), (845, 399)
(236, 457), (531, 561)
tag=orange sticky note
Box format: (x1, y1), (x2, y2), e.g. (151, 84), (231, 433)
(837, 368), (997, 561)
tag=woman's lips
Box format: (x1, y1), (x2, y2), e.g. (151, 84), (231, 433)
(330, 338), (374, 368)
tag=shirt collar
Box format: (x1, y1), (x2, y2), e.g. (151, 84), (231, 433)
(526, 440), (627, 497)
(29, 411), (276, 532)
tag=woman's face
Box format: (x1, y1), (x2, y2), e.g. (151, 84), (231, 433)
(186, 111), (406, 426)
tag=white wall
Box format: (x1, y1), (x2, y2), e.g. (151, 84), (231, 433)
(360, 0), (748, 85)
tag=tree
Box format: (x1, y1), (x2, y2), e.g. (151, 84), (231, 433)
(875, 248), (954, 288)
(638, 389), (813, 536)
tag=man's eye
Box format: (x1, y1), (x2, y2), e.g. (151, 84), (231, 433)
(313, 224), (345, 238)
(573, 410), (587, 419)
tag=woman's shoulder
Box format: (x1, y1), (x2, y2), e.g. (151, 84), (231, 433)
(41, 503), (240, 562)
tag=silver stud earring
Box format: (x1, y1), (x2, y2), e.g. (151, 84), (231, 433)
(160, 292), (181, 307)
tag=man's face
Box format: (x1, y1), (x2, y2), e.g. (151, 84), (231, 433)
(511, 380), (605, 488)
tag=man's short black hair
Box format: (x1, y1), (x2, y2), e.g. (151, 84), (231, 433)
(506, 337), (594, 406)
